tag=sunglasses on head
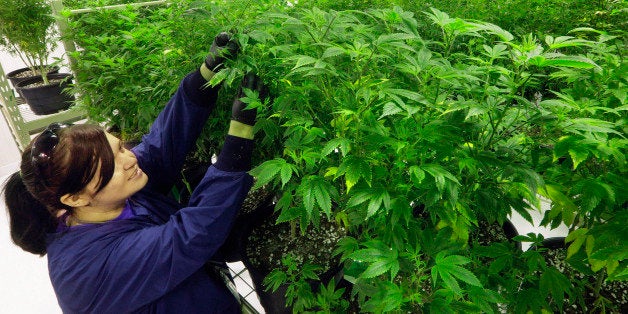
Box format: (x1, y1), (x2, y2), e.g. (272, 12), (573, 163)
(31, 123), (72, 179)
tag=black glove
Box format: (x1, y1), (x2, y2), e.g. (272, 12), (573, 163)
(231, 73), (268, 126)
(204, 32), (239, 72)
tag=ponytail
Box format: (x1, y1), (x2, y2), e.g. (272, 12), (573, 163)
(3, 172), (56, 256)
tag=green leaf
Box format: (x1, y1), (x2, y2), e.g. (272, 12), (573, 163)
(321, 46), (345, 59)
(337, 156), (372, 192)
(291, 55), (318, 70)
(361, 259), (396, 279)
(379, 102), (403, 119)
(425, 8), (454, 28)
(250, 158), (286, 188)
(264, 269), (288, 293)
(322, 138), (351, 157)
(347, 248), (382, 263)
(299, 176), (335, 217)
(276, 205), (304, 224)
(422, 164), (460, 191)
(409, 166), (426, 186)
(541, 56), (599, 69)
(449, 265), (482, 287)
(435, 267), (462, 295)
(346, 190), (371, 207)
(472, 22), (514, 41)
(280, 162), (298, 187)
(432, 253), (482, 296)
(568, 145), (590, 170)
(563, 118), (621, 135)
(482, 44), (509, 60)
(545, 35), (590, 50)
(540, 268), (571, 310)
(539, 185), (578, 226)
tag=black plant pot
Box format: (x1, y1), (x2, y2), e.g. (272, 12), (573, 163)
(238, 200), (344, 314)
(16, 73), (75, 115)
(7, 65), (60, 88)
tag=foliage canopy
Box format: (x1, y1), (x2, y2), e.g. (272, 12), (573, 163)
(62, 0), (627, 312)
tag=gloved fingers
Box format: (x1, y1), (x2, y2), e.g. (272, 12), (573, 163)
(231, 73), (268, 125)
(240, 72), (269, 101)
(205, 32), (239, 71)
(214, 32), (231, 46)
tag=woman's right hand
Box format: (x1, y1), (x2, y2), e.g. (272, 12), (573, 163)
(231, 73), (268, 126)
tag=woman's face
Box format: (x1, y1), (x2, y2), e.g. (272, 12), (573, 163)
(82, 133), (148, 210)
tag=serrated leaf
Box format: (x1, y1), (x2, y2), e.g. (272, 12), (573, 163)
(380, 102), (403, 119)
(386, 88), (425, 103)
(299, 176), (334, 217)
(565, 228), (588, 243)
(337, 156), (372, 192)
(279, 163), (296, 187)
(567, 235), (586, 259)
(563, 118), (620, 135)
(568, 146), (589, 169)
(433, 253), (481, 295)
(435, 267), (463, 295)
(292, 55), (318, 70)
(449, 265), (482, 287)
(409, 166), (426, 186)
(247, 29), (274, 44)
(321, 46), (345, 59)
(361, 259), (396, 279)
(545, 35), (590, 50)
(313, 180), (332, 216)
(367, 197), (383, 219)
(365, 188), (391, 219)
(473, 22), (514, 41)
(541, 56), (599, 69)
(322, 138), (351, 156)
(422, 164), (460, 191)
(554, 135), (581, 160)
(441, 254), (471, 266)
(540, 268), (571, 309)
(590, 258), (607, 272)
(208, 68), (229, 86)
(376, 33), (418, 45)
(540, 185), (578, 226)
(347, 248), (382, 262)
(276, 205), (303, 224)
(275, 191), (293, 212)
(347, 190), (371, 207)
(465, 106), (487, 120)
(250, 158), (286, 188)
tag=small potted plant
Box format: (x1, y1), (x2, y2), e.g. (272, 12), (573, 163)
(0, 0), (74, 115)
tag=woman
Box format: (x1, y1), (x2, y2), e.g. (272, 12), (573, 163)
(3, 33), (266, 313)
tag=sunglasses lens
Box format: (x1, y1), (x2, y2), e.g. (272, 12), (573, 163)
(31, 123), (71, 178)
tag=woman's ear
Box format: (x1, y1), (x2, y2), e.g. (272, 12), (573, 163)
(60, 193), (91, 208)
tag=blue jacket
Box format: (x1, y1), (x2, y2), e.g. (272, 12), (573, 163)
(46, 72), (253, 313)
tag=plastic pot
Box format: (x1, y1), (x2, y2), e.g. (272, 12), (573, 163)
(16, 73), (75, 115)
(7, 66), (59, 89)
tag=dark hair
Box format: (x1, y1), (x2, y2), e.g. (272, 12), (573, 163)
(3, 124), (115, 255)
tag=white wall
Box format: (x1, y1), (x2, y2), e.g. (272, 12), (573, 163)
(0, 47), (64, 314)
(0, 50), (22, 177)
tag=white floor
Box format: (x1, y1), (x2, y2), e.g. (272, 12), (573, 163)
(1, 49), (568, 313)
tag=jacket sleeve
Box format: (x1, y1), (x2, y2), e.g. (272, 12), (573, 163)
(132, 71), (220, 194)
(86, 138), (254, 312)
